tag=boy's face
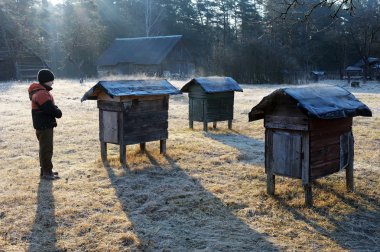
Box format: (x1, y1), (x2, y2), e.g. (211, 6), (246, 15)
(45, 81), (54, 87)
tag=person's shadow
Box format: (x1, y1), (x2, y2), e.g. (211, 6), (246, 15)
(103, 152), (278, 251)
(28, 179), (58, 252)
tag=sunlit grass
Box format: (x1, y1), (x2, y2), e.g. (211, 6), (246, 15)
(0, 78), (379, 251)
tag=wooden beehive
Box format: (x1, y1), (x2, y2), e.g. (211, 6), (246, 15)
(249, 85), (372, 206)
(181, 77), (243, 131)
(81, 80), (181, 167)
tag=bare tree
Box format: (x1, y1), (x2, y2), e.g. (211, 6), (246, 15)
(268, 0), (356, 20)
(144, 0), (164, 36)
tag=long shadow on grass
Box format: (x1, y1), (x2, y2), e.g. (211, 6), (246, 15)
(274, 181), (380, 251)
(206, 131), (265, 165)
(103, 152), (278, 251)
(28, 179), (58, 252)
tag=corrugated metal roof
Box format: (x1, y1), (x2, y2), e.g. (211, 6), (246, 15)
(249, 85), (372, 121)
(97, 35), (182, 66)
(81, 79), (181, 102)
(181, 77), (243, 93)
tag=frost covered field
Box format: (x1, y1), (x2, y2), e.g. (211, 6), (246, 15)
(0, 78), (379, 251)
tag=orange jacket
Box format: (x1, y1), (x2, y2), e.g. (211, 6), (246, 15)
(28, 83), (62, 130)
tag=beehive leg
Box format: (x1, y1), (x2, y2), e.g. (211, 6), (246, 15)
(346, 163), (354, 192)
(120, 144), (126, 167)
(140, 143), (146, 153)
(100, 141), (107, 163)
(189, 99), (193, 129)
(304, 184), (313, 207)
(267, 173), (275, 195)
(213, 121), (217, 129)
(160, 140), (166, 154)
(346, 134), (354, 192)
(203, 121), (208, 132)
(228, 120), (232, 129)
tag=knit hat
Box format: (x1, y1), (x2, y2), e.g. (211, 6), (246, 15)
(38, 69), (55, 84)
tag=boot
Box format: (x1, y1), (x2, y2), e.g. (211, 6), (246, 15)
(40, 168), (58, 177)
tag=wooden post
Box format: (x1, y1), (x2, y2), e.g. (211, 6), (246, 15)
(160, 140), (166, 154)
(304, 184), (313, 207)
(266, 129), (275, 195)
(267, 173), (275, 195)
(228, 119), (232, 129)
(100, 141), (107, 164)
(118, 111), (126, 167)
(203, 100), (208, 132)
(120, 145), (126, 167)
(140, 142), (146, 152)
(213, 121), (217, 129)
(189, 99), (193, 129)
(203, 121), (208, 131)
(346, 133), (354, 192)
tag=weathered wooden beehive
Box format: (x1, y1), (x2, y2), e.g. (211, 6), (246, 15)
(181, 77), (243, 131)
(248, 85), (372, 206)
(81, 80), (181, 167)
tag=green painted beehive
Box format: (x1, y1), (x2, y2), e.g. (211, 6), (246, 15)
(181, 77), (243, 131)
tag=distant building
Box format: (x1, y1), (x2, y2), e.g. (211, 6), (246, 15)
(0, 28), (49, 81)
(345, 57), (380, 80)
(310, 71), (325, 82)
(96, 35), (195, 78)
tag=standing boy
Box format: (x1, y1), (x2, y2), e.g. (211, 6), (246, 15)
(28, 69), (62, 180)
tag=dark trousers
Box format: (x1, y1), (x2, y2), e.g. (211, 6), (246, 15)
(36, 128), (54, 175)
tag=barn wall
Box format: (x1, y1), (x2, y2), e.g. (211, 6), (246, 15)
(0, 60), (15, 80)
(162, 42), (195, 77)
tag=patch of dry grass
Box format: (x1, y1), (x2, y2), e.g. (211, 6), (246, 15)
(0, 79), (379, 251)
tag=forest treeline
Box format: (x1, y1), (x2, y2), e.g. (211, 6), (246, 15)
(1, 0), (379, 83)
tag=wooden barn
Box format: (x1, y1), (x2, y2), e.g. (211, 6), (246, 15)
(346, 57), (380, 80)
(0, 27), (49, 81)
(81, 79), (181, 167)
(96, 35), (195, 78)
(248, 85), (372, 206)
(181, 77), (243, 131)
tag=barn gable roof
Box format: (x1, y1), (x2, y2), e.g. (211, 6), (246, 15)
(181, 77), (243, 93)
(353, 57), (379, 67)
(249, 85), (372, 121)
(97, 35), (183, 66)
(81, 79), (181, 102)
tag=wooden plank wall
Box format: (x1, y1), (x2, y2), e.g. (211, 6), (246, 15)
(98, 96), (169, 146)
(264, 101), (308, 179)
(123, 96), (169, 145)
(206, 96), (234, 122)
(309, 118), (352, 179)
(270, 130), (303, 178)
(188, 85), (235, 122)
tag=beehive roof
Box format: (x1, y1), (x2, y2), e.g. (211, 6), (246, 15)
(249, 85), (372, 121)
(181, 77), (243, 93)
(81, 79), (181, 101)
